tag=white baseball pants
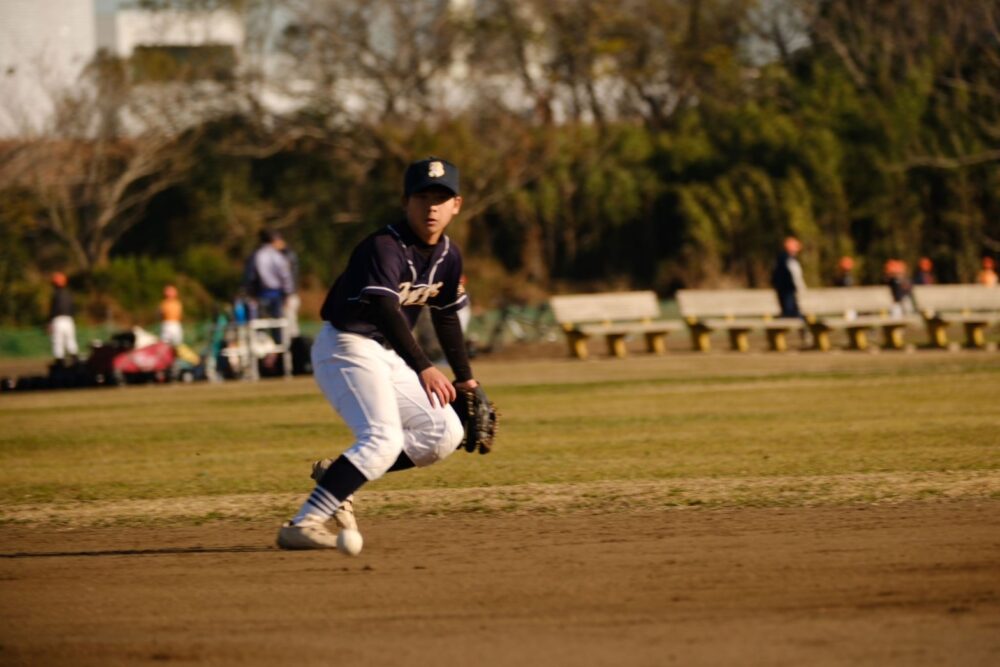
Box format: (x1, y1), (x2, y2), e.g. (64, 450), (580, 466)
(311, 323), (464, 480)
(50, 315), (78, 359)
(284, 293), (301, 338)
(160, 321), (184, 346)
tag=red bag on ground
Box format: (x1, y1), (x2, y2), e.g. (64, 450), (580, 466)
(112, 342), (176, 375)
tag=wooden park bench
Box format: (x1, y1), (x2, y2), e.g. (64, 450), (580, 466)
(549, 291), (682, 359)
(798, 287), (920, 351)
(675, 289), (805, 352)
(912, 284), (1000, 349)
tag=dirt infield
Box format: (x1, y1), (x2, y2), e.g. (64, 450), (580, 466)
(1, 501), (998, 666)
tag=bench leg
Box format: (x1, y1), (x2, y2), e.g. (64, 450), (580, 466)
(689, 327), (711, 352)
(812, 328), (831, 352)
(882, 325), (905, 350)
(767, 330), (788, 352)
(847, 327), (869, 350)
(644, 332), (666, 355)
(964, 323), (986, 348)
(566, 332), (589, 359)
(925, 320), (948, 348)
(728, 330), (750, 352)
(606, 334), (627, 358)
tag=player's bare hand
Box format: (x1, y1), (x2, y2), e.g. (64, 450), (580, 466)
(454, 379), (479, 391)
(420, 366), (457, 407)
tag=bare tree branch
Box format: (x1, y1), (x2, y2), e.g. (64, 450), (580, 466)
(889, 150), (1000, 171)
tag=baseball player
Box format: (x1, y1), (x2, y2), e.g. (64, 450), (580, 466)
(277, 157), (479, 550)
(48, 272), (78, 365)
(159, 285), (184, 346)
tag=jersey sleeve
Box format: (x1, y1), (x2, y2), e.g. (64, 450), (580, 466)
(357, 236), (406, 302)
(427, 245), (468, 312)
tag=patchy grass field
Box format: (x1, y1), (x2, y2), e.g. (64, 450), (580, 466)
(1, 350), (997, 525)
(2, 350), (999, 667)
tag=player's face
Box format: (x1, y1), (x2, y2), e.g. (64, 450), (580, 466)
(404, 187), (462, 245)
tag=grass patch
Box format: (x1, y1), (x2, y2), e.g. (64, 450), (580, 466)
(0, 352), (998, 524)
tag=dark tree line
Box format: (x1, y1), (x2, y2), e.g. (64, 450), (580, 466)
(1, 0), (997, 324)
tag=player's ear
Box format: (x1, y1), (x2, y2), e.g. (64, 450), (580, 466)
(452, 195), (463, 213)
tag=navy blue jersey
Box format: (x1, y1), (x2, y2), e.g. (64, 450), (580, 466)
(320, 222), (467, 338)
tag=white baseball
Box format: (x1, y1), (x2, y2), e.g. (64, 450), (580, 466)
(336, 529), (364, 556)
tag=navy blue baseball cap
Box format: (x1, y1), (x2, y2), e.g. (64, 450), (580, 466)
(404, 157), (460, 197)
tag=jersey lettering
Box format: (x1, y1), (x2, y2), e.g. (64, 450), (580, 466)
(398, 281), (443, 306)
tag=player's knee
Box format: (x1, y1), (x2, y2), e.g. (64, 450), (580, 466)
(442, 409), (465, 452)
(346, 426), (405, 480)
(405, 409), (464, 467)
(429, 409), (465, 463)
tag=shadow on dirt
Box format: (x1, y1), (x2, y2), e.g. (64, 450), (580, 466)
(0, 545), (273, 559)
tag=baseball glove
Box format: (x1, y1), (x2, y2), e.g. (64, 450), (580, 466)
(451, 385), (498, 454)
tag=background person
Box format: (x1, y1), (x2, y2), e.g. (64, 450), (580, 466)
(913, 257), (936, 285)
(246, 229), (294, 319)
(159, 284), (184, 346)
(884, 259), (915, 316)
(771, 236), (807, 317)
(273, 232), (301, 338)
(977, 256), (997, 286)
(48, 272), (78, 365)
(456, 274), (471, 333)
(833, 255), (855, 287)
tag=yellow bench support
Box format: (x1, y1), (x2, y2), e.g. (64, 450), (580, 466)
(881, 324), (908, 350)
(924, 317), (949, 349)
(846, 327), (869, 350)
(645, 332), (666, 355)
(767, 330), (788, 352)
(565, 330), (589, 359)
(727, 329), (751, 352)
(964, 322), (987, 348)
(605, 334), (627, 358)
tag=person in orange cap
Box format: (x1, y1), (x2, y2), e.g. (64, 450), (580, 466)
(159, 284), (184, 346)
(977, 256), (997, 286)
(833, 255), (855, 287)
(48, 272), (79, 365)
(884, 259), (914, 316)
(913, 257), (935, 285)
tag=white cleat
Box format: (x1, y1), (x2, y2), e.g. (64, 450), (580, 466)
(310, 458), (358, 532)
(276, 516), (339, 550)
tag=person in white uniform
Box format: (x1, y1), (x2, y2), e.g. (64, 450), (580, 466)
(48, 272), (79, 365)
(277, 157), (480, 550)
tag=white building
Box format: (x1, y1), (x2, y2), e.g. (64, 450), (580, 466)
(0, 0), (97, 134)
(0, 0), (244, 136)
(0, 0), (558, 136)
(96, 7), (243, 59)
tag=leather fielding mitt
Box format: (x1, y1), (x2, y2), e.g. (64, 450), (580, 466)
(451, 385), (498, 454)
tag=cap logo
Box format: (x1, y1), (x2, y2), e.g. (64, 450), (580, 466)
(428, 161), (445, 178)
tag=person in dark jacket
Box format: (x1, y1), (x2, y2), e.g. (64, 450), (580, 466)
(771, 236), (807, 317)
